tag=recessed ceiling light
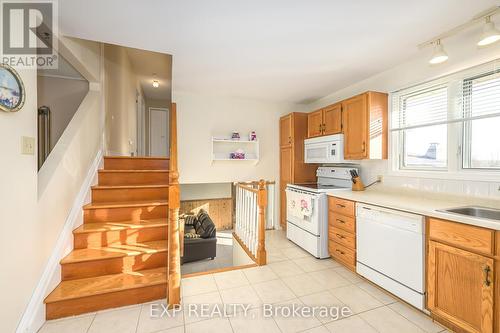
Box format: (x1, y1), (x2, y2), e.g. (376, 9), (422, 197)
(478, 16), (500, 46)
(152, 80), (160, 88)
(429, 40), (448, 65)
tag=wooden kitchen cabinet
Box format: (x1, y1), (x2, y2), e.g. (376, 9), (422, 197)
(307, 103), (342, 138)
(427, 217), (496, 333)
(279, 113), (317, 228)
(307, 110), (323, 137)
(328, 196), (356, 271)
(427, 240), (494, 333)
(342, 91), (388, 160)
(280, 114), (292, 148)
(323, 103), (342, 135)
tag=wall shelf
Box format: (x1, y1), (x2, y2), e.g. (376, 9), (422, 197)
(211, 136), (260, 165)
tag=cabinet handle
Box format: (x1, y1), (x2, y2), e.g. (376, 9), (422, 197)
(336, 234), (345, 239)
(319, 124), (322, 133)
(336, 204), (346, 208)
(337, 219), (345, 224)
(483, 265), (491, 287)
(335, 249), (345, 255)
(362, 141), (366, 152)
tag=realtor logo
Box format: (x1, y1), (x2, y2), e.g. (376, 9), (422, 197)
(1, 0), (58, 68)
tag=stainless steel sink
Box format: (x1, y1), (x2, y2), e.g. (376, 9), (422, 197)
(439, 206), (500, 221)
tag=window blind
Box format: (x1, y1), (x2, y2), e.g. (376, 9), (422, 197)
(391, 85), (448, 131)
(462, 70), (500, 121)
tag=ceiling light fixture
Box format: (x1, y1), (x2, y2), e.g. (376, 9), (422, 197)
(429, 40), (448, 65)
(478, 16), (500, 46)
(152, 80), (160, 88)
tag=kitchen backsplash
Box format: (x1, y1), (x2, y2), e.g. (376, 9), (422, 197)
(353, 160), (500, 199)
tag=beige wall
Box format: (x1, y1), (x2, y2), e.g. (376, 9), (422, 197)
(103, 44), (140, 155)
(37, 76), (89, 148)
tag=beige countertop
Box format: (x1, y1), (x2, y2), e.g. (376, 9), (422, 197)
(326, 185), (500, 230)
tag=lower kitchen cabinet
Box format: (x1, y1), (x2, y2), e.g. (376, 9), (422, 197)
(427, 221), (496, 333)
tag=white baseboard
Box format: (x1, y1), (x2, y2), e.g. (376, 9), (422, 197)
(16, 149), (103, 333)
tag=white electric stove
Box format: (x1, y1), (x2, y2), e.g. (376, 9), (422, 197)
(285, 166), (358, 258)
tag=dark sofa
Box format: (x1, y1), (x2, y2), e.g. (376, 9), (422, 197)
(182, 209), (217, 264)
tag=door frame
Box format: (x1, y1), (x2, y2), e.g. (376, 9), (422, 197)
(136, 91), (146, 156)
(148, 107), (169, 156)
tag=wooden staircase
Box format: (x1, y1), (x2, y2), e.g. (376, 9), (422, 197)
(44, 156), (171, 320)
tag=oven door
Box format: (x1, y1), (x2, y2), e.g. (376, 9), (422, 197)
(285, 188), (322, 236)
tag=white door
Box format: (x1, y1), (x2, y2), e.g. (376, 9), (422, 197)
(149, 108), (169, 157)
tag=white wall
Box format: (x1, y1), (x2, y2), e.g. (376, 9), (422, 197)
(0, 36), (104, 333)
(308, 23), (500, 199)
(173, 91), (304, 184)
(180, 183), (232, 201)
(0, 67), (38, 333)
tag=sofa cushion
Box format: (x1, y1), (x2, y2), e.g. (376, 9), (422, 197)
(195, 210), (216, 238)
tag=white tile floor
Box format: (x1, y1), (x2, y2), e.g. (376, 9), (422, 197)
(39, 230), (449, 333)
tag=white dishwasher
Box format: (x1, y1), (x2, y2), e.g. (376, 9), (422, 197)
(356, 203), (425, 310)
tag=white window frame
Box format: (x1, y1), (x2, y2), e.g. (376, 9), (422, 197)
(389, 59), (500, 182)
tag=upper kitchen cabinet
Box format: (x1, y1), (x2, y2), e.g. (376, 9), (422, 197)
(342, 91), (388, 160)
(280, 114), (292, 148)
(307, 103), (342, 138)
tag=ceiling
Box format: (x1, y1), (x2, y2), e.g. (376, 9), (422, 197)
(59, 0), (499, 104)
(125, 46), (172, 100)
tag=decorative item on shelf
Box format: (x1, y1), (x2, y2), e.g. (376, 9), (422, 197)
(349, 169), (365, 191)
(249, 131), (257, 141)
(0, 63), (25, 112)
(230, 149), (245, 159)
(231, 131), (240, 140)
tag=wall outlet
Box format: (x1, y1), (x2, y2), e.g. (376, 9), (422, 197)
(377, 175), (383, 183)
(21, 136), (35, 155)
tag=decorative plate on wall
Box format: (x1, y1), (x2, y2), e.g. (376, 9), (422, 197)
(0, 64), (25, 112)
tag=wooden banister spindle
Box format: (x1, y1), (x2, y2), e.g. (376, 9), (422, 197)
(256, 179), (267, 265)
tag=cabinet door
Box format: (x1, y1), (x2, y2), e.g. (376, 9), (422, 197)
(427, 241), (494, 333)
(280, 147), (292, 228)
(342, 94), (368, 159)
(280, 114), (292, 148)
(323, 103), (342, 135)
(307, 110), (323, 138)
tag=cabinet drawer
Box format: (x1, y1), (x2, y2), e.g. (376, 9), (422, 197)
(329, 197), (355, 217)
(330, 241), (356, 268)
(329, 211), (355, 233)
(429, 217), (494, 255)
(329, 227), (356, 250)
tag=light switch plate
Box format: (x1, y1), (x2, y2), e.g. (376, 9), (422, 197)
(21, 136), (35, 155)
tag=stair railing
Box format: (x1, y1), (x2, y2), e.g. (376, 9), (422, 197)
(167, 103), (181, 308)
(234, 180), (268, 265)
(38, 105), (51, 169)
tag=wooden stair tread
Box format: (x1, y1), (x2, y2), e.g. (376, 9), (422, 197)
(45, 267), (167, 303)
(92, 185), (169, 190)
(73, 219), (167, 234)
(98, 170), (169, 173)
(83, 200), (168, 210)
(61, 240), (167, 264)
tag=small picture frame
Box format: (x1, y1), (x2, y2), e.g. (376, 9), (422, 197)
(0, 63), (25, 112)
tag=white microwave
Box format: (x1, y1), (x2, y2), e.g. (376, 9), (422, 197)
(304, 134), (344, 163)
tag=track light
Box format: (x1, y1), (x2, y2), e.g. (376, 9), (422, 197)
(478, 16), (500, 46)
(429, 40), (448, 65)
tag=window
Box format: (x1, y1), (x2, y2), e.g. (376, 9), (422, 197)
(393, 86), (448, 169)
(462, 71), (500, 169)
(391, 59), (500, 175)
